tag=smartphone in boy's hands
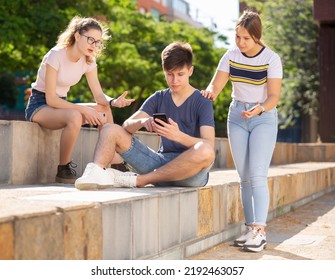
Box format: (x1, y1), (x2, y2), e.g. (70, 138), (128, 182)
(153, 113), (168, 126)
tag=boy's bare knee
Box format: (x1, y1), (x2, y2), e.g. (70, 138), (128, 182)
(101, 123), (130, 143)
(102, 122), (114, 131)
(202, 143), (215, 163)
(193, 142), (215, 164)
(101, 123), (121, 137)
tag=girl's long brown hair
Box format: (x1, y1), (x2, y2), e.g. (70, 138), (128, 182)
(236, 9), (265, 47)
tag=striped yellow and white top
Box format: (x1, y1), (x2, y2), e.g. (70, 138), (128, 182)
(217, 46), (282, 103)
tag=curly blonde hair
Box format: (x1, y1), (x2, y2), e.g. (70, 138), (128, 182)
(57, 16), (110, 63)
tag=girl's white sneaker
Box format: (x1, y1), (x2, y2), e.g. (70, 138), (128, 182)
(234, 226), (254, 247)
(243, 228), (267, 252)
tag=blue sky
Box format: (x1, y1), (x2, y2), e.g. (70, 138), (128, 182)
(187, 0), (240, 47)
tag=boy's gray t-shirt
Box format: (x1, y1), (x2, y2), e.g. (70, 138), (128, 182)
(139, 88), (215, 153)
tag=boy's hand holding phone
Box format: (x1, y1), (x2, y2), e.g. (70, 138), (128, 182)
(152, 114), (181, 142)
(153, 113), (169, 126)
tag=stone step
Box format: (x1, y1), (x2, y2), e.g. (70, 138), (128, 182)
(1, 162), (335, 260)
(1, 120), (335, 186)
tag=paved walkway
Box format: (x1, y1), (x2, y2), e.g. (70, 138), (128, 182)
(190, 190), (335, 260)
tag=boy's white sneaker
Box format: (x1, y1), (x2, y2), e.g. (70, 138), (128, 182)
(107, 168), (137, 188)
(75, 162), (114, 190)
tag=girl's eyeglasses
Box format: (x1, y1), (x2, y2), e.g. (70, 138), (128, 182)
(81, 34), (103, 48)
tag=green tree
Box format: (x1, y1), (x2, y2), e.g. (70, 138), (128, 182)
(68, 1), (232, 133)
(0, 0), (111, 73)
(0, 0), (112, 108)
(0, 0), (232, 136)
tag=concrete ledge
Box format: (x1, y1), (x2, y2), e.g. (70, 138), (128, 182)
(272, 141), (335, 164)
(0, 120), (98, 185)
(1, 121), (335, 259)
(1, 162), (335, 260)
(0, 120), (228, 185)
(1, 120), (335, 185)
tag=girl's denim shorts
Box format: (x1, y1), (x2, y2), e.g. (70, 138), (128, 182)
(25, 89), (65, 121)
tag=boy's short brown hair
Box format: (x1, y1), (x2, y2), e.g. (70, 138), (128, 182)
(161, 41), (193, 71)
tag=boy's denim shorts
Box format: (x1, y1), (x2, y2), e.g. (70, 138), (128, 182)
(25, 89), (66, 121)
(119, 136), (211, 187)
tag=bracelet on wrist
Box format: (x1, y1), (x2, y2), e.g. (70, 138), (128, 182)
(109, 98), (116, 107)
(258, 105), (265, 115)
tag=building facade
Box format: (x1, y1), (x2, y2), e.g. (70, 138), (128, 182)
(313, 0), (335, 142)
(136, 0), (202, 28)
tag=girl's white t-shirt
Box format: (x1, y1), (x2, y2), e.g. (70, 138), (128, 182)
(32, 46), (97, 97)
(217, 46), (283, 103)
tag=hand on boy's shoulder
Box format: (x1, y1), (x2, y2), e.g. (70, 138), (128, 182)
(200, 89), (215, 101)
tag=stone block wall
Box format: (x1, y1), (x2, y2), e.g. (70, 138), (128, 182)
(1, 163), (334, 260)
(0, 121), (228, 186)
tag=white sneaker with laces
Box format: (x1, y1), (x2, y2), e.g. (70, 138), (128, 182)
(75, 162), (114, 190)
(234, 226), (254, 247)
(243, 228), (267, 252)
(107, 168), (137, 188)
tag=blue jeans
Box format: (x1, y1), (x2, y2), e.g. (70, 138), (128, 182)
(119, 136), (211, 187)
(227, 100), (278, 226)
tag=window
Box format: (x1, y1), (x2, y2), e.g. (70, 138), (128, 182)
(173, 0), (188, 14)
(151, 8), (161, 21)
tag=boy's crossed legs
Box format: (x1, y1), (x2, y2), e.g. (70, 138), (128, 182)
(75, 123), (215, 189)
